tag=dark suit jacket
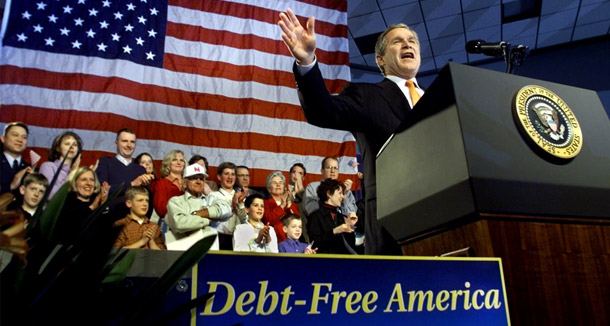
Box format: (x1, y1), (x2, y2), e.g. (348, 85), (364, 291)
(307, 205), (356, 254)
(0, 153), (30, 195)
(294, 63), (410, 255)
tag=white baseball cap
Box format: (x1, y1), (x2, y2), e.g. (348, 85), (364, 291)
(184, 163), (208, 178)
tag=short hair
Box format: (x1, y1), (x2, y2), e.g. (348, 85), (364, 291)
(116, 128), (136, 140)
(321, 156), (339, 169)
(281, 214), (301, 227)
(374, 23), (419, 76)
(160, 150), (185, 178)
(135, 152), (157, 178)
(290, 163), (307, 176)
(125, 186), (149, 201)
(22, 172), (49, 188)
(217, 162), (236, 175)
(244, 193), (264, 208)
(188, 155), (209, 169)
(265, 171), (286, 190)
(316, 178), (344, 203)
(67, 167), (101, 194)
(236, 165), (249, 171)
(3, 122), (29, 137)
(48, 131), (83, 161)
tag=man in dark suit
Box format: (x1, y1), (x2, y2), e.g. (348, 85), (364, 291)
(1, 122), (32, 195)
(278, 9), (424, 255)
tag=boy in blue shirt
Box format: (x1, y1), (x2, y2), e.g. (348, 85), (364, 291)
(278, 214), (317, 254)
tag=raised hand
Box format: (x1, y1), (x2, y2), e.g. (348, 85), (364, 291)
(278, 8), (316, 65)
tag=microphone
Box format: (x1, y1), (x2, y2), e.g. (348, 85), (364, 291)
(465, 40), (507, 57)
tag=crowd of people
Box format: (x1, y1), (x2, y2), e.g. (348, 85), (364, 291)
(1, 123), (363, 255)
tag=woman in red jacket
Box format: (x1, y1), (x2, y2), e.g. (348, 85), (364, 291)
(262, 171), (299, 243)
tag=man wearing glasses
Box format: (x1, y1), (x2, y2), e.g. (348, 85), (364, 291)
(304, 156), (357, 219)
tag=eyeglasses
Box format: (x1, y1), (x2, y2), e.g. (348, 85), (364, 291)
(323, 166), (339, 171)
(237, 174), (249, 177)
(271, 181), (284, 186)
(187, 176), (206, 181)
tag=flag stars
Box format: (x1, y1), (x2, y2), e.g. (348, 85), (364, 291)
(60, 27), (71, 36)
(86, 29), (96, 38)
(135, 37), (144, 46)
(48, 14), (58, 23)
(114, 12), (123, 20)
(111, 33), (121, 41)
(123, 45), (132, 54)
(22, 11), (32, 20)
(72, 40), (82, 49)
(138, 16), (147, 24)
(74, 17), (84, 26)
(97, 43), (108, 52)
(146, 51), (155, 60)
(89, 8), (98, 16)
(63, 5), (73, 14)
(36, 2), (48, 10)
(102, 0), (111, 7)
(127, 3), (136, 11)
(33, 24), (44, 33)
(148, 29), (157, 38)
(150, 8), (158, 15)
(17, 33), (28, 42)
(78, 0), (86, 4)
(100, 21), (109, 29)
(44, 37), (55, 46)
(124, 24), (134, 32)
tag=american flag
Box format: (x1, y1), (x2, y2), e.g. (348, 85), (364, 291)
(0, 0), (354, 187)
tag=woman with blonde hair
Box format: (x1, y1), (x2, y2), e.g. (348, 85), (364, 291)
(150, 150), (186, 219)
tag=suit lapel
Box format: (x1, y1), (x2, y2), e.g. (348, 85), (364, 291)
(376, 78), (410, 121)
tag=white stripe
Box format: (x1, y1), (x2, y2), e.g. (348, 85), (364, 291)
(168, 5), (349, 54)
(164, 36), (350, 82)
(0, 46), (348, 106)
(21, 125), (356, 176)
(222, 0), (347, 25)
(0, 84), (356, 144)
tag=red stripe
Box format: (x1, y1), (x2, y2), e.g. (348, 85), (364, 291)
(165, 21), (349, 69)
(27, 147), (358, 189)
(0, 65), (347, 120)
(163, 53), (347, 94)
(1, 105), (355, 157)
(297, 0), (347, 12)
(169, 0), (347, 39)
(0, 65), (309, 121)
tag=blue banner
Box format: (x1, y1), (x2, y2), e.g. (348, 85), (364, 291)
(188, 252), (510, 325)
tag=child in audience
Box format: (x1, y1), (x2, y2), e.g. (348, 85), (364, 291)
(278, 214), (317, 254)
(13, 173), (48, 224)
(113, 186), (165, 249)
(233, 193), (278, 253)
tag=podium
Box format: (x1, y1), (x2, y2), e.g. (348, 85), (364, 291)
(377, 63), (610, 325)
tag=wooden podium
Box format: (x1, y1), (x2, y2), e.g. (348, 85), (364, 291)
(377, 63), (610, 325)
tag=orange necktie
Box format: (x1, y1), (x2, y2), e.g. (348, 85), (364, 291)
(406, 80), (421, 106)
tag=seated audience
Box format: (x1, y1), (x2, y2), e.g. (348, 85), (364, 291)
(304, 156), (357, 217)
(113, 186), (165, 249)
(233, 193), (278, 253)
(40, 131), (83, 199)
(235, 165), (263, 196)
(56, 167), (110, 244)
(150, 150), (185, 219)
(189, 155), (217, 193)
(96, 128), (151, 219)
(1, 122), (32, 195)
(262, 171), (299, 243)
(278, 214), (317, 254)
(165, 163), (231, 250)
(209, 162), (247, 250)
(7, 173), (48, 225)
(135, 152), (156, 218)
(307, 178), (358, 254)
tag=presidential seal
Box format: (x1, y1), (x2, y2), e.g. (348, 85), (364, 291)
(513, 85), (583, 159)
